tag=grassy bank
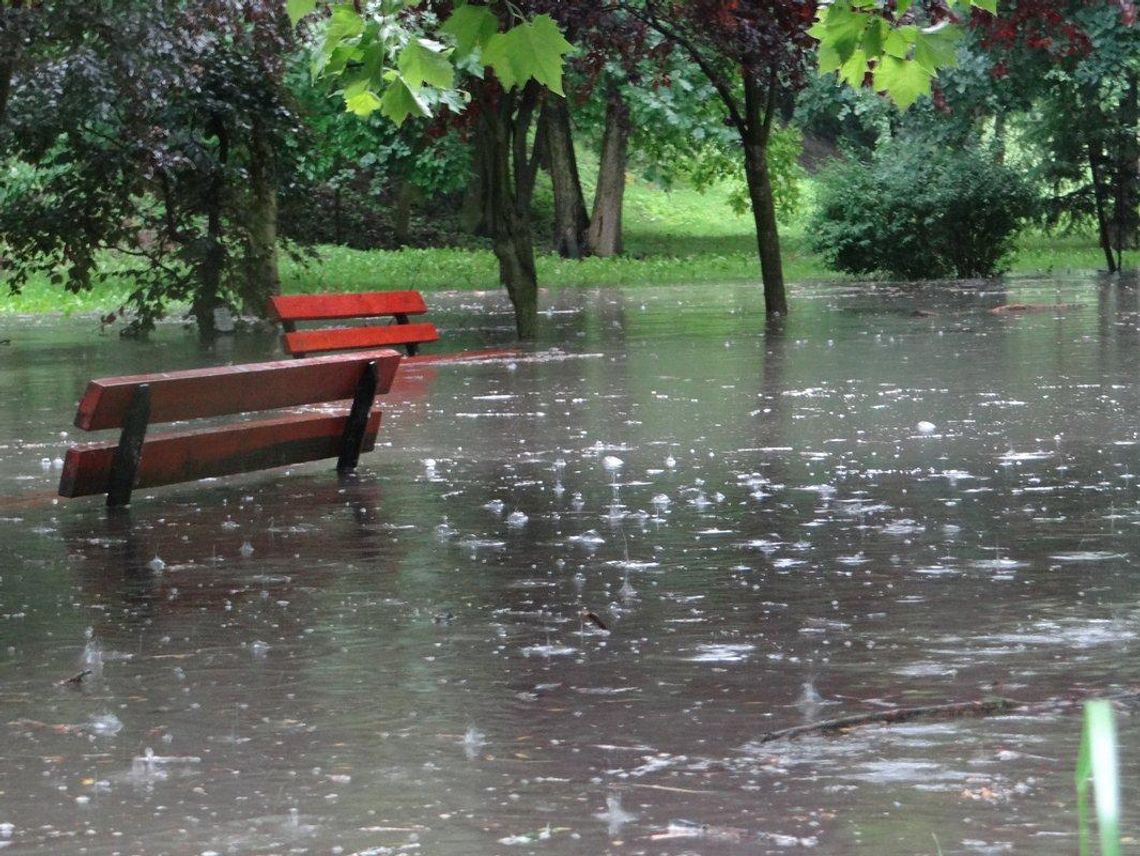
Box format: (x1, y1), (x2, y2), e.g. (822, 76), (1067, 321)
(0, 173), (1113, 316)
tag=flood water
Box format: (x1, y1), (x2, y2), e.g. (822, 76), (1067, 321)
(1, 275), (1139, 854)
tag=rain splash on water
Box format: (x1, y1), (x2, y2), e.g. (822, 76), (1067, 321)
(0, 275), (1138, 854)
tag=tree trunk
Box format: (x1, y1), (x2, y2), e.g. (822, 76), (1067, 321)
(742, 71), (787, 316)
(0, 59), (12, 124)
(0, 0), (22, 124)
(393, 177), (419, 246)
(242, 117), (279, 317)
(476, 91), (539, 340)
(460, 149), (489, 237)
(543, 96), (589, 258)
(1115, 73), (1139, 261)
(192, 119), (230, 341)
(992, 111), (1007, 165)
(1089, 141), (1119, 273)
(585, 85), (630, 258)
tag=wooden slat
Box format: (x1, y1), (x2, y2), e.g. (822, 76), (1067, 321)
(269, 291), (428, 323)
(283, 323), (439, 357)
(59, 410), (382, 498)
(74, 351), (400, 431)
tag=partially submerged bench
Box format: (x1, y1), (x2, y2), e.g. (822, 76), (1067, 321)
(269, 290), (439, 358)
(59, 350), (401, 507)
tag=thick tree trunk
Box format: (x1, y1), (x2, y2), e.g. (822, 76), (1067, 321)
(513, 81), (543, 213)
(743, 142), (787, 315)
(476, 92), (539, 340)
(543, 96), (589, 259)
(242, 117), (280, 317)
(742, 71), (787, 316)
(585, 86), (630, 258)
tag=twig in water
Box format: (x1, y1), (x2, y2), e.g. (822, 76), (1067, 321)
(756, 689), (1140, 744)
(58, 669), (92, 687)
(580, 609), (608, 631)
(756, 698), (1024, 743)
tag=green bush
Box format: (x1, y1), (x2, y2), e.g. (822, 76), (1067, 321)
(808, 142), (1037, 280)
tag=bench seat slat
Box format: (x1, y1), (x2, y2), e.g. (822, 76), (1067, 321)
(283, 323), (439, 357)
(270, 291), (428, 322)
(59, 409), (382, 498)
(75, 351), (400, 431)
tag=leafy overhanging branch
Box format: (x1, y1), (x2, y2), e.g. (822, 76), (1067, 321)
(293, 1), (573, 125)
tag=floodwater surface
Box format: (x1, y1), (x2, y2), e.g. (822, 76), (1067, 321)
(1, 275), (1139, 854)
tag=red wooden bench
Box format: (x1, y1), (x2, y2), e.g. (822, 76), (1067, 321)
(269, 290), (440, 358)
(58, 350), (401, 507)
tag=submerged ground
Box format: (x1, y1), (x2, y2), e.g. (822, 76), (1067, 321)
(0, 275), (1138, 854)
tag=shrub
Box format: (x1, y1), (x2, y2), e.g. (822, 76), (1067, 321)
(808, 141), (1038, 280)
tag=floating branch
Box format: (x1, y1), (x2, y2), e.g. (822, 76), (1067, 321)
(756, 690), (1140, 744)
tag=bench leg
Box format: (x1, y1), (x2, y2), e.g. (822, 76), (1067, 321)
(394, 313), (418, 356)
(106, 384), (151, 508)
(337, 361), (378, 472)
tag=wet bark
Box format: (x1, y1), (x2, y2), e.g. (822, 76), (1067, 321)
(0, 59), (11, 124)
(460, 150), (489, 237)
(475, 88), (540, 340)
(992, 112), (1006, 165)
(585, 85), (630, 258)
(513, 82), (543, 213)
(543, 96), (589, 259)
(192, 118), (229, 341)
(1089, 141), (1118, 273)
(242, 117), (280, 317)
(742, 70), (787, 317)
(1115, 73), (1139, 261)
(0, 0), (22, 124)
(393, 178), (418, 247)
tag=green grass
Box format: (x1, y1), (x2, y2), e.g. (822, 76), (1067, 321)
(0, 172), (1115, 316)
(1076, 700), (1122, 856)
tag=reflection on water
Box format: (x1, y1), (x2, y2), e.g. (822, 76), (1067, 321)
(1, 275), (1139, 853)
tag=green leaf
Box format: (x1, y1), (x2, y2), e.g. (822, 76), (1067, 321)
(398, 39), (454, 90)
(379, 77), (431, 125)
(312, 5), (365, 78)
(325, 3), (364, 45)
(813, 1), (870, 64)
(971, 0), (998, 13)
(343, 80), (383, 117)
(313, 40), (360, 78)
(481, 14), (572, 94)
(286, 0), (318, 27)
(872, 55), (933, 109)
(441, 3), (499, 58)
(913, 24), (961, 73)
(817, 41), (843, 74)
(883, 26), (916, 59)
(861, 18), (886, 61)
(839, 49), (868, 88)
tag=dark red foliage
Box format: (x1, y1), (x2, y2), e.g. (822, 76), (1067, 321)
(648, 0), (821, 86)
(973, 0), (1096, 61)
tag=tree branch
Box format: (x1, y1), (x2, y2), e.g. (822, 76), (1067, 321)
(618, 0), (746, 133)
(756, 688), (1140, 744)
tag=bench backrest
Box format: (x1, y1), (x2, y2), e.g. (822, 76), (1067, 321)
(60, 350), (401, 504)
(269, 290), (440, 358)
